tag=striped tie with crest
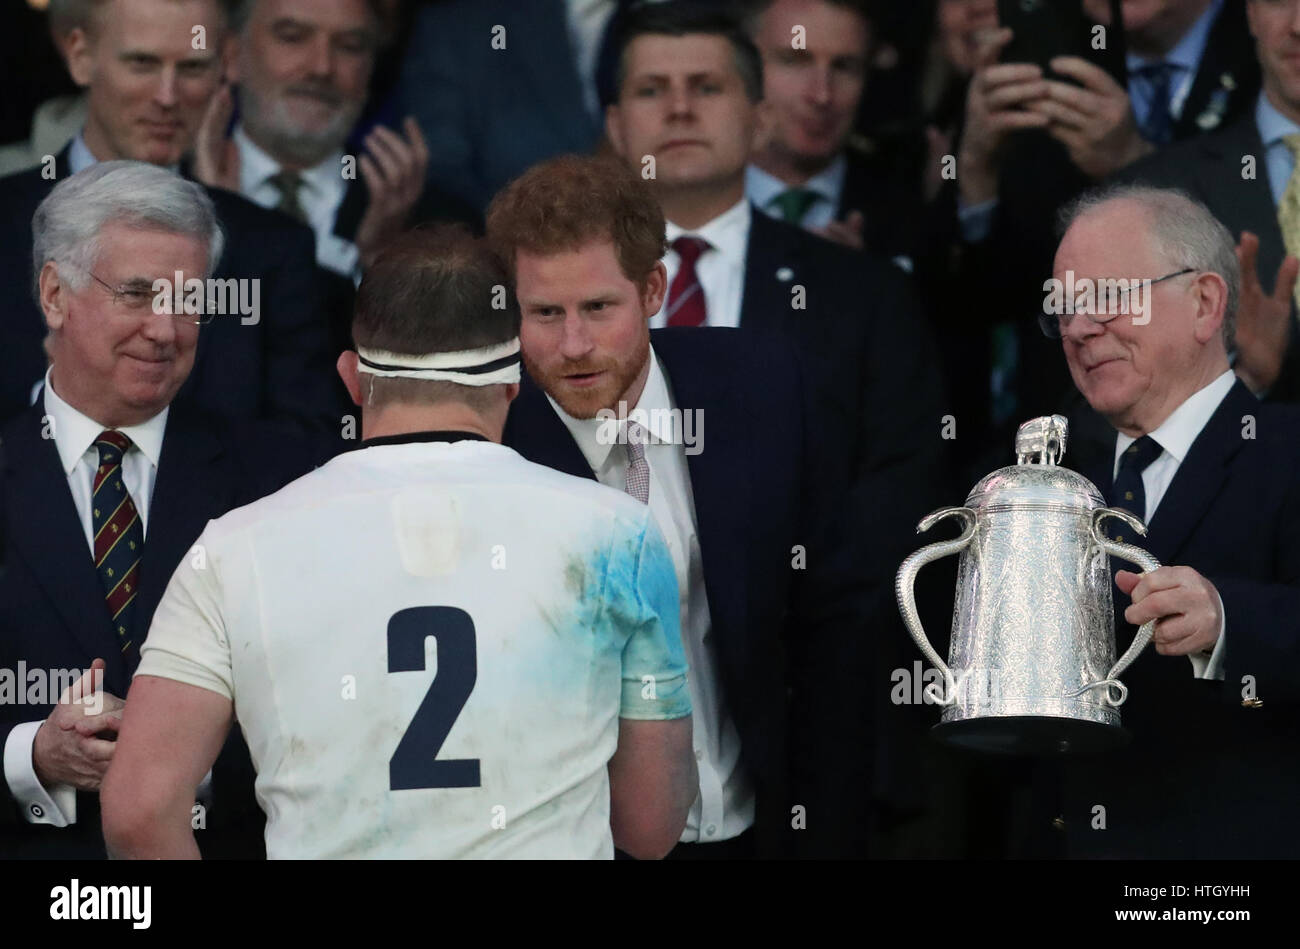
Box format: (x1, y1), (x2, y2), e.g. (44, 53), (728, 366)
(92, 430), (145, 657)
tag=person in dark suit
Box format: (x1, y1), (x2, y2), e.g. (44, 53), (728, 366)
(190, 0), (481, 361)
(488, 154), (872, 858)
(601, 3), (949, 851)
(0, 162), (320, 858)
(1021, 183), (1300, 858)
(743, 0), (920, 261)
(0, 0), (342, 431)
(396, 0), (625, 211)
(1113, 0), (1300, 401)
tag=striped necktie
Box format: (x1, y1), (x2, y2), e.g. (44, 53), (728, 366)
(1133, 62), (1179, 146)
(665, 236), (710, 327)
(92, 430), (145, 657)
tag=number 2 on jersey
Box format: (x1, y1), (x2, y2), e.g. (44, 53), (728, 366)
(387, 606), (481, 790)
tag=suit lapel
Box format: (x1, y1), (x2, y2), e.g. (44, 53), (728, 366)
(134, 410), (228, 641)
(1143, 381), (1255, 565)
(1172, 0), (1257, 142)
(333, 176), (368, 244)
(651, 331), (751, 678)
(1198, 121), (1284, 284)
(3, 407), (128, 687)
(504, 376), (597, 482)
(741, 211), (803, 334)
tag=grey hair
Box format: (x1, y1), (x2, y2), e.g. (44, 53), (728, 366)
(32, 160), (225, 301)
(1057, 183), (1240, 349)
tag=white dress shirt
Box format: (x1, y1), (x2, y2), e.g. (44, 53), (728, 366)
(650, 198), (751, 330)
(3, 372), (168, 827)
(1111, 369), (1235, 680)
(550, 350), (756, 843)
(235, 126), (358, 280)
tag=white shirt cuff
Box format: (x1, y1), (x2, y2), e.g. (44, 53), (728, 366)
(3, 721), (77, 826)
(1189, 592), (1227, 681)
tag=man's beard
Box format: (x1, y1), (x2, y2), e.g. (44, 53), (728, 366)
(524, 338), (650, 420)
(240, 83), (364, 168)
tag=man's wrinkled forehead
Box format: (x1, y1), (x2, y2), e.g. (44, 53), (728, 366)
(1058, 200), (1159, 273)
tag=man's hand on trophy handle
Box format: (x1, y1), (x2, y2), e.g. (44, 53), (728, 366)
(1116, 566), (1222, 657)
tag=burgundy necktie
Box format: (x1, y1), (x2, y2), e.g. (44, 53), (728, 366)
(666, 236), (710, 328)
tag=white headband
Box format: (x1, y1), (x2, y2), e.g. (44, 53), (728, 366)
(356, 338), (522, 386)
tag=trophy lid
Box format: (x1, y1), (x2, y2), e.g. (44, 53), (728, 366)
(965, 415), (1105, 513)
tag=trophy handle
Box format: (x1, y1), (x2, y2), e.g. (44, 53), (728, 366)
(896, 506), (976, 706)
(1083, 507), (1163, 706)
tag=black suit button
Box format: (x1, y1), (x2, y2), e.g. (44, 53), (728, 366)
(30, 803), (44, 819)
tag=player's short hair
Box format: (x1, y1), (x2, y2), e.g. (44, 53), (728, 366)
(352, 225), (521, 411)
(607, 1), (765, 106)
(486, 154), (667, 290)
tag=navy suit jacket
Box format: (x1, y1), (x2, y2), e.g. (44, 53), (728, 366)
(397, 0), (601, 211)
(504, 328), (874, 857)
(0, 146), (344, 430)
(0, 402), (320, 857)
(1036, 382), (1300, 857)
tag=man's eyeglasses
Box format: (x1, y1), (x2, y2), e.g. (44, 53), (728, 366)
(86, 272), (215, 326)
(1038, 268), (1196, 339)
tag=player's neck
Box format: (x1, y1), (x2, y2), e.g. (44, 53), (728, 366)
(363, 404), (502, 443)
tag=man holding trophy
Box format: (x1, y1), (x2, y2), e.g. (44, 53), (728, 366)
(1043, 184), (1300, 858)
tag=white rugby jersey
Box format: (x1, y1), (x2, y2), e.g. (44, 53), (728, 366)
(137, 433), (690, 859)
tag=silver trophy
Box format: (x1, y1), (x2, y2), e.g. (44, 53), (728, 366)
(896, 415), (1160, 754)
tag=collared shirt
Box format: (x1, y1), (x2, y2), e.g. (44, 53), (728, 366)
(1255, 91), (1300, 206)
(2, 371), (168, 829)
(549, 349), (756, 843)
(746, 154), (847, 230)
(1126, 0), (1223, 129)
(235, 126), (357, 279)
(1111, 369), (1235, 680)
(650, 198), (751, 330)
(67, 131), (181, 176)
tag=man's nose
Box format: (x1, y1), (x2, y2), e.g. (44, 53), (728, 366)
(807, 68), (832, 107)
(154, 67), (179, 108)
(308, 36), (334, 77)
(558, 312), (594, 359)
(1063, 310), (1105, 344)
(667, 84), (695, 119)
(140, 304), (180, 346)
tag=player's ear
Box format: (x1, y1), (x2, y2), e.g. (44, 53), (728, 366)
(337, 351), (362, 406)
(504, 382), (520, 405)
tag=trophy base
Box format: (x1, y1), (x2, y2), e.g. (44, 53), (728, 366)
(932, 715), (1131, 755)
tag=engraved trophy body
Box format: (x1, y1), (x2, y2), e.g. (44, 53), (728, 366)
(896, 416), (1161, 754)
